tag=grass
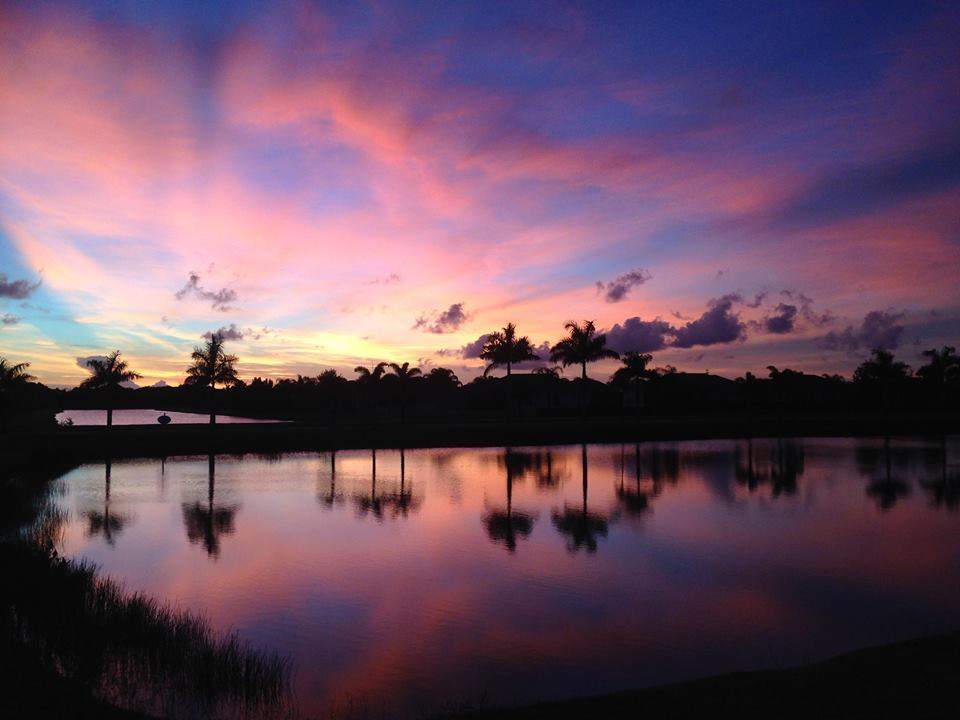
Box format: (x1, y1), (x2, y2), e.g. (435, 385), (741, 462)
(1, 464), (291, 720)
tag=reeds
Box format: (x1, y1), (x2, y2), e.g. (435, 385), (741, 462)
(1, 539), (291, 719)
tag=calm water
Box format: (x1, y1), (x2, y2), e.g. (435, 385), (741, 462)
(51, 437), (960, 717)
(56, 409), (284, 426)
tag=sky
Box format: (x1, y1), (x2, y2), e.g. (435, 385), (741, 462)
(1, 0), (958, 387)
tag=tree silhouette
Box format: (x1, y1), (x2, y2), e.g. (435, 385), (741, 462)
(79, 351), (142, 427)
(550, 320), (619, 380)
(354, 362), (387, 413)
(917, 346), (959, 387)
(853, 349), (910, 384)
(354, 362), (388, 383)
(424, 366), (461, 389)
(0, 357), (34, 388)
(480, 323), (540, 376)
(0, 357), (35, 431)
(610, 351), (654, 412)
(387, 362), (422, 421)
(185, 335), (239, 424)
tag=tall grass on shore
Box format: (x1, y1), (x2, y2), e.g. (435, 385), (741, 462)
(1, 465), (291, 719)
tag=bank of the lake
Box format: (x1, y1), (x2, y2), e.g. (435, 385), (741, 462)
(3, 410), (958, 470)
(453, 632), (960, 720)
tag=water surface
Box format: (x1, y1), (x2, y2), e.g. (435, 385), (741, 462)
(57, 409), (284, 426)
(51, 437), (960, 717)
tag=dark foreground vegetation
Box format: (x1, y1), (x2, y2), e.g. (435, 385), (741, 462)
(0, 464), (290, 719)
(452, 632), (960, 720)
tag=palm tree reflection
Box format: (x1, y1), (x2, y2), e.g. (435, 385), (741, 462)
(552, 444), (608, 553)
(483, 447), (536, 552)
(182, 454), (239, 558)
(920, 436), (959, 510)
(318, 450), (344, 508)
(85, 458), (132, 546)
(866, 438), (911, 511)
(354, 448), (385, 519)
(616, 443), (652, 517)
(735, 438), (804, 497)
(385, 448), (422, 518)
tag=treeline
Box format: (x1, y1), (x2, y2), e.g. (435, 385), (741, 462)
(3, 343), (958, 428)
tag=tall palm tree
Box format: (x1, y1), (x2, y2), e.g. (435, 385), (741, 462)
(354, 362), (386, 413)
(853, 348), (910, 411)
(387, 362), (421, 421)
(610, 351), (654, 412)
(480, 323), (540, 376)
(917, 346), (959, 387)
(185, 335), (239, 424)
(0, 357), (34, 388)
(354, 362), (388, 383)
(0, 357), (35, 432)
(550, 320), (619, 380)
(79, 351), (142, 427)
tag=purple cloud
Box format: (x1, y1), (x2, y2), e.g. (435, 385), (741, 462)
(414, 302), (469, 333)
(203, 324), (245, 341)
(762, 303), (798, 334)
(819, 310), (906, 351)
(0, 273), (40, 299)
(175, 272), (237, 312)
(605, 317), (674, 353)
(595, 268), (652, 303)
(672, 294), (746, 348)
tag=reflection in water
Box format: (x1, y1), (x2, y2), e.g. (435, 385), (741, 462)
(181, 454), (238, 558)
(615, 444), (654, 517)
(920, 437), (959, 511)
(51, 437), (960, 718)
(383, 449), (422, 518)
(84, 459), (132, 546)
(864, 438), (911, 511)
(318, 450), (344, 508)
(551, 444), (609, 553)
(736, 438), (804, 497)
(483, 447), (537, 552)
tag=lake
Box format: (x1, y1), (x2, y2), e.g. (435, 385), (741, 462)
(49, 436), (960, 717)
(56, 409), (285, 426)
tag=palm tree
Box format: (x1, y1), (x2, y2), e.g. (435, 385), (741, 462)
(185, 335), (239, 424)
(79, 351), (142, 427)
(0, 357), (35, 432)
(354, 362), (388, 383)
(550, 320), (619, 380)
(853, 348), (910, 411)
(0, 357), (34, 388)
(387, 362), (422, 421)
(610, 351), (654, 412)
(480, 323), (540, 376)
(354, 362), (387, 413)
(917, 346), (959, 387)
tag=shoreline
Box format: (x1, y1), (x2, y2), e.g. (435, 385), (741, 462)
(3, 411), (957, 469)
(451, 631), (960, 719)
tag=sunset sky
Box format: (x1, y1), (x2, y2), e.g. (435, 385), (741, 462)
(1, 0), (958, 387)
